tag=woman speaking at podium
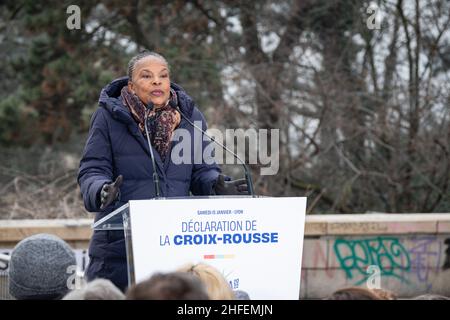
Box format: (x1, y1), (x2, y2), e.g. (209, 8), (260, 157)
(78, 51), (248, 291)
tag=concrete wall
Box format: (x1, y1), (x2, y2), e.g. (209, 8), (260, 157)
(1, 214), (449, 299)
(302, 214), (450, 298)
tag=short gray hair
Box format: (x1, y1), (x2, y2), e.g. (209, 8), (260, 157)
(63, 279), (125, 300)
(127, 50), (170, 81)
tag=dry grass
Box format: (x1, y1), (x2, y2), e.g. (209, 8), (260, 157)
(0, 138), (89, 219)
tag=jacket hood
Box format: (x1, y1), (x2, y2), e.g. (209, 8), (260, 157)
(98, 76), (195, 124)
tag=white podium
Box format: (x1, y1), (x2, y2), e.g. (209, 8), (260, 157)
(92, 196), (307, 299)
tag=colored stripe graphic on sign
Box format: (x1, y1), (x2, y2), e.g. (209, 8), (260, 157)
(204, 254), (235, 259)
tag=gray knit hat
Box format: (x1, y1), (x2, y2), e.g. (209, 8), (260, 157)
(9, 233), (77, 300)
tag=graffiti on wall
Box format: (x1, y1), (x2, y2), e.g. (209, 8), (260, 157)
(334, 237), (411, 285)
(408, 236), (443, 290)
(444, 238), (450, 270)
(333, 236), (447, 289)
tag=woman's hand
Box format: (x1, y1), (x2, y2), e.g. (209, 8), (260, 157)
(99, 175), (123, 210)
(214, 174), (248, 195)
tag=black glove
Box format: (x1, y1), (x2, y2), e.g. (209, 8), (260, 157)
(99, 175), (123, 210)
(214, 174), (248, 195)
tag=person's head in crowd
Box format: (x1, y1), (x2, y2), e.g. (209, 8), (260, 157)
(325, 287), (384, 300)
(9, 233), (76, 300)
(371, 288), (397, 300)
(125, 271), (209, 300)
(177, 262), (235, 300)
(63, 279), (125, 300)
(413, 294), (450, 300)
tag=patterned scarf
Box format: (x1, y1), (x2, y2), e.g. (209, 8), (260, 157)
(121, 86), (181, 161)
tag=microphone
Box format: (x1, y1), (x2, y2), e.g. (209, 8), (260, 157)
(170, 100), (256, 197)
(144, 102), (162, 198)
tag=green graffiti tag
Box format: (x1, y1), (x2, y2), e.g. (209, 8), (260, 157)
(334, 237), (411, 285)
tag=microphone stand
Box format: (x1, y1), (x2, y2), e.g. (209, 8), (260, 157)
(144, 103), (162, 198)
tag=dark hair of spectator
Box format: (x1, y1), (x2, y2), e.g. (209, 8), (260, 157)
(413, 294), (450, 300)
(325, 287), (384, 300)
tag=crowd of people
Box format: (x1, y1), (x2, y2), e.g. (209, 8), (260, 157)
(4, 233), (449, 300)
(6, 233), (250, 300)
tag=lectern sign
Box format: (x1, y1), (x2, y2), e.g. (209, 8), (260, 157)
(129, 197), (306, 299)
